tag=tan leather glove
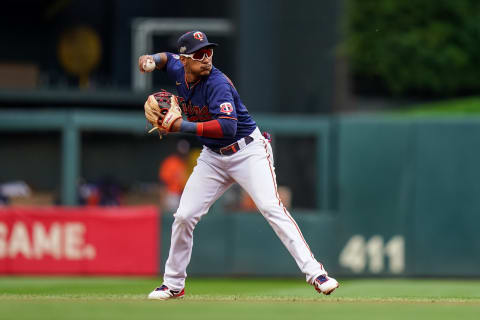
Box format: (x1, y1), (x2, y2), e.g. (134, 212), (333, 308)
(144, 90), (182, 135)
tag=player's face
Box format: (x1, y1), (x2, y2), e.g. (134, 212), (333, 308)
(181, 48), (213, 77)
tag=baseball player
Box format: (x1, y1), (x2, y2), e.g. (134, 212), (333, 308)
(138, 31), (339, 300)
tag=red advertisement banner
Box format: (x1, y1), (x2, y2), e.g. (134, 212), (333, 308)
(0, 206), (159, 275)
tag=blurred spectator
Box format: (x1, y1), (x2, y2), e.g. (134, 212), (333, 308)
(0, 193), (8, 206)
(277, 186), (292, 210)
(78, 176), (122, 206)
(97, 177), (123, 206)
(158, 140), (190, 212)
(0, 181), (31, 205)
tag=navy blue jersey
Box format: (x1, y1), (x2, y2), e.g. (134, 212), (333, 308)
(164, 52), (257, 149)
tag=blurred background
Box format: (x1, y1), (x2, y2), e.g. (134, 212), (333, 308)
(1, 0), (479, 278)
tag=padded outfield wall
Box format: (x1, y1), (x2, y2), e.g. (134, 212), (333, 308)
(1, 111), (480, 277)
(335, 116), (480, 277)
(161, 116), (480, 278)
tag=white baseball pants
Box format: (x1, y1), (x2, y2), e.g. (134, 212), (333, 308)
(163, 128), (326, 290)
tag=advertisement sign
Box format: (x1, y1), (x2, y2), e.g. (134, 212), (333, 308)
(0, 206), (159, 275)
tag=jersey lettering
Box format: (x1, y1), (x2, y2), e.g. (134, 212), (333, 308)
(183, 101), (213, 122)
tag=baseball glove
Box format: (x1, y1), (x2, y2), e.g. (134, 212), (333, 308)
(144, 90), (182, 135)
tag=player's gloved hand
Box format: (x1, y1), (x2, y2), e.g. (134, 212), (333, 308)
(144, 90), (183, 136)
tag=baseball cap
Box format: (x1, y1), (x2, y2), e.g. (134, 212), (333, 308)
(177, 31), (218, 54)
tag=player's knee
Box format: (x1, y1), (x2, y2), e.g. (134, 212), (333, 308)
(255, 201), (280, 217)
(174, 211), (199, 228)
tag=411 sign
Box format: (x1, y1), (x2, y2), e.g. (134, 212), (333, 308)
(339, 235), (405, 274)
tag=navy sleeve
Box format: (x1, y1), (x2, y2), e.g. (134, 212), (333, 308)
(217, 118), (237, 138)
(207, 81), (238, 122)
(164, 52), (183, 82)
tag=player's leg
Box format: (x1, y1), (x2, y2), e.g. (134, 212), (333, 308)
(229, 132), (338, 294)
(161, 148), (233, 291)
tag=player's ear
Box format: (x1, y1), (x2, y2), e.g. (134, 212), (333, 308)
(179, 56), (187, 66)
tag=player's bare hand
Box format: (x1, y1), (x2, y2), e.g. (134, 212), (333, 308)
(170, 118), (183, 132)
(138, 55), (155, 73)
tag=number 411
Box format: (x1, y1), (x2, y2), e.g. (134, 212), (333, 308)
(339, 235), (405, 274)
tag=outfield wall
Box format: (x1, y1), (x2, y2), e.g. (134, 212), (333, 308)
(1, 113), (480, 277)
(336, 117), (480, 276)
(162, 116), (480, 278)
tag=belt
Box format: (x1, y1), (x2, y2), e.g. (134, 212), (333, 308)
(211, 136), (254, 156)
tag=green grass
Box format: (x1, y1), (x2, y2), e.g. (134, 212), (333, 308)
(1, 277), (480, 320)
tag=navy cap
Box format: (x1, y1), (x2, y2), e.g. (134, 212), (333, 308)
(177, 31), (218, 54)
